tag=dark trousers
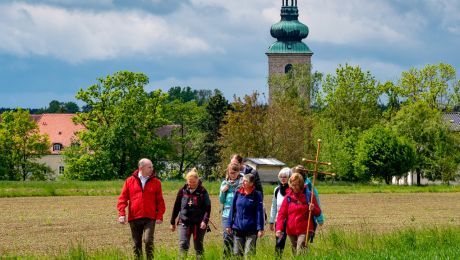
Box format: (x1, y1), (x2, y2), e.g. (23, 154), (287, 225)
(222, 217), (233, 258)
(178, 223), (206, 258)
(129, 218), (156, 260)
(275, 231), (287, 258)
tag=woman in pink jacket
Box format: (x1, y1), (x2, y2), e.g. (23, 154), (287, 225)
(275, 173), (321, 256)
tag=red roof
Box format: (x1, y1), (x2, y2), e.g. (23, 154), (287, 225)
(35, 114), (86, 154)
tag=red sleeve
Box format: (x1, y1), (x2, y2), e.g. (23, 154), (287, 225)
(117, 179), (129, 216)
(311, 194), (321, 217)
(155, 180), (166, 221)
(275, 196), (288, 231)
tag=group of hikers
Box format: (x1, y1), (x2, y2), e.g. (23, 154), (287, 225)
(117, 155), (324, 259)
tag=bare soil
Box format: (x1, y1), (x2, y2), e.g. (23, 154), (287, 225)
(0, 193), (459, 256)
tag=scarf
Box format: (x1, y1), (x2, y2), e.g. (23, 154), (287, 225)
(278, 182), (289, 196)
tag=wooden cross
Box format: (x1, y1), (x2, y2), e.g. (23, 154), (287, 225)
(301, 139), (334, 246)
(188, 199), (193, 207)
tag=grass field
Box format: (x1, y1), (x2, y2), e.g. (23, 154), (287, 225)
(0, 192), (459, 258)
(0, 180), (459, 197)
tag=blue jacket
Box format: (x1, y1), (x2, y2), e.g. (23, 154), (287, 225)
(226, 188), (264, 232)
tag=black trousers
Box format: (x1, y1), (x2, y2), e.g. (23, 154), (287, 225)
(129, 218), (156, 260)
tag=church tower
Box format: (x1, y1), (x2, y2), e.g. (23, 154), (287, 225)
(266, 0), (313, 99)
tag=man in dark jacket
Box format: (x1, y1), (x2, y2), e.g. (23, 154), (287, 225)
(230, 154), (263, 196)
(117, 158), (166, 260)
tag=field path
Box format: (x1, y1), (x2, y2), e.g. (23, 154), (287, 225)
(0, 193), (459, 256)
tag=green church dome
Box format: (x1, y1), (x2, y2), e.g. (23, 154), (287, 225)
(267, 1), (312, 54)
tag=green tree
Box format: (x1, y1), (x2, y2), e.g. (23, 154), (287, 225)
(318, 64), (383, 131)
(47, 100), (63, 113)
(390, 101), (459, 184)
(165, 100), (206, 178)
(201, 90), (229, 179)
(63, 102), (80, 113)
(0, 109), (51, 180)
(312, 120), (358, 181)
(219, 92), (269, 173)
(399, 63), (460, 111)
(354, 125), (416, 184)
(64, 71), (170, 180)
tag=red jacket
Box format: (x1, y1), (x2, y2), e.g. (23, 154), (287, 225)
(276, 187), (321, 235)
(117, 170), (166, 222)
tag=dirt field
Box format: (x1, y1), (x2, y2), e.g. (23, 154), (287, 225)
(0, 193), (459, 256)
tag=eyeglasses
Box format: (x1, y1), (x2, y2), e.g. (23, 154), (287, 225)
(279, 176), (288, 179)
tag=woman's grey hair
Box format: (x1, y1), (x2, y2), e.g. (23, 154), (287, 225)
(278, 167), (291, 178)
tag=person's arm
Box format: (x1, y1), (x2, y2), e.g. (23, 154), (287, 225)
(155, 180), (166, 222)
(252, 170), (264, 196)
(275, 196), (288, 232)
(313, 186), (324, 224)
(269, 187), (278, 224)
(311, 195), (321, 217)
(202, 190), (211, 225)
(117, 179), (129, 217)
(256, 191), (264, 231)
(218, 181), (228, 204)
(170, 189), (183, 225)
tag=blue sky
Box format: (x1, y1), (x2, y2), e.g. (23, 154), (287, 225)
(0, 0), (459, 108)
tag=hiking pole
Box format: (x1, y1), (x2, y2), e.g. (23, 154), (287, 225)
(305, 139), (321, 247)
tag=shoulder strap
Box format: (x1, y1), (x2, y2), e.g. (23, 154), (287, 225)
(274, 186), (280, 198)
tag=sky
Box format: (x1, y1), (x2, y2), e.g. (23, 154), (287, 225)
(0, 0), (459, 108)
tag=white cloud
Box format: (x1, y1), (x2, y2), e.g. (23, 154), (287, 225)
(0, 2), (213, 63)
(300, 0), (425, 46)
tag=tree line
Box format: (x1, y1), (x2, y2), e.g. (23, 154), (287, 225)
(0, 63), (459, 183)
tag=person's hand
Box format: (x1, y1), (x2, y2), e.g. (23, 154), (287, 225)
(118, 216), (126, 224)
(269, 223), (274, 231)
(258, 230), (264, 238)
(309, 204), (315, 211)
(226, 227), (232, 234)
(156, 220), (163, 224)
(275, 230), (282, 238)
(221, 185), (229, 192)
(318, 222), (324, 227)
(200, 222), (207, 230)
(170, 224), (176, 232)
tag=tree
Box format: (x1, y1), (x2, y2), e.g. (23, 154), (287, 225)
(63, 102), (80, 113)
(390, 101), (460, 184)
(219, 92), (269, 173)
(47, 100), (63, 113)
(318, 64), (383, 131)
(354, 125), (416, 184)
(0, 109), (51, 180)
(201, 90), (229, 179)
(63, 71), (170, 180)
(164, 100), (206, 178)
(398, 63), (460, 111)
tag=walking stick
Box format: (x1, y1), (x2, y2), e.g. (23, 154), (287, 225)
(305, 139), (321, 246)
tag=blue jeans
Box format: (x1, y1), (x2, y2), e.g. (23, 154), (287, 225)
(222, 217), (233, 257)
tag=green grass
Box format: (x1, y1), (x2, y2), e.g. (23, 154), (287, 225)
(0, 180), (458, 198)
(2, 226), (459, 259)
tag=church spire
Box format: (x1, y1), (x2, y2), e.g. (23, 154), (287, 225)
(267, 0), (312, 54)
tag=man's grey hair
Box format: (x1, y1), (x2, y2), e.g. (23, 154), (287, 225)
(138, 158), (152, 168)
(278, 167), (291, 178)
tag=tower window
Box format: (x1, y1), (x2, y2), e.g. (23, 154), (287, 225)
(53, 143), (63, 151)
(285, 64), (293, 73)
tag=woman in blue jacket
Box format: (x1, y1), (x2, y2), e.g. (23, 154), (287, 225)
(226, 173), (264, 257)
(219, 163), (242, 257)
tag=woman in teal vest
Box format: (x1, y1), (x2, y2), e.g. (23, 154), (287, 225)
(219, 163), (242, 257)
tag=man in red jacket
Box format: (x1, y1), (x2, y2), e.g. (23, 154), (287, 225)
(117, 158), (166, 260)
